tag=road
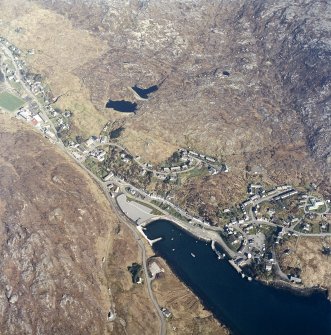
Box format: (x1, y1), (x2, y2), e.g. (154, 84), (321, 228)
(100, 181), (167, 335)
(1, 43), (59, 138)
(63, 150), (167, 335)
(248, 219), (331, 237)
(271, 250), (289, 281)
(84, 141), (200, 176)
(2, 39), (330, 333)
(246, 192), (331, 237)
(1, 42), (169, 334)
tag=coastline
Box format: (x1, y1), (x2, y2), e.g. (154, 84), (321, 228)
(146, 219), (331, 335)
(260, 277), (330, 301)
(150, 251), (232, 335)
(143, 216), (212, 242)
(148, 218), (331, 302)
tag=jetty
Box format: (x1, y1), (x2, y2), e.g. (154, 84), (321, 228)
(137, 225), (162, 246)
(228, 259), (243, 274)
(211, 240), (226, 259)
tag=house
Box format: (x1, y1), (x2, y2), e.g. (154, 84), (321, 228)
(188, 159), (194, 166)
(72, 151), (83, 160)
(250, 194), (260, 201)
(320, 222), (328, 231)
(161, 307), (172, 318)
(265, 264), (272, 271)
(289, 276), (302, 284)
(206, 156), (216, 163)
(278, 189), (298, 199)
(96, 151), (106, 162)
(106, 183), (114, 190)
(180, 155), (188, 161)
(245, 224), (254, 231)
(188, 150), (199, 156)
(276, 185), (291, 191)
(86, 136), (98, 147)
(34, 114), (44, 123)
(18, 109), (32, 120)
(100, 135), (108, 144)
(179, 148), (187, 155)
(266, 189), (277, 196)
(149, 262), (163, 278)
(308, 198), (324, 211)
(303, 224), (311, 232)
(63, 110), (72, 118)
(30, 118), (39, 127)
(242, 200), (252, 207)
(267, 252), (274, 263)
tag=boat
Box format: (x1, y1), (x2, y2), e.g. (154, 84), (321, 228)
(191, 253), (196, 258)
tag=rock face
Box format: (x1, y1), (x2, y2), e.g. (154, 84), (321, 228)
(0, 116), (113, 334)
(249, 0), (331, 173)
(276, 236), (331, 299)
(34, 0), (330, 195)
(0, 116), (165, 335)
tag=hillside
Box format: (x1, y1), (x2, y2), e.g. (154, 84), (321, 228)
(0, 0), (330, 333)
(19, 0), (330, 199)
(0, 114), (160, 334)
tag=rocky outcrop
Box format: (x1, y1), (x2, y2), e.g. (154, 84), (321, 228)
(34, 0), (330, 195)
(0, 118), (113, 334)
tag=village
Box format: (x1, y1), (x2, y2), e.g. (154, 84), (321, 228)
(219, 183), (330, 281)
(1, 35), (331, 316)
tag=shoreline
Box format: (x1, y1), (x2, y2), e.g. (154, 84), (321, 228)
(147, 218), (331, 301)
(145, 219), (233, 334)
(143, 216), (212, 243)
(146, 219), (331, 335)
(260, 277), (330, 301)
(151, 253), (232, 335)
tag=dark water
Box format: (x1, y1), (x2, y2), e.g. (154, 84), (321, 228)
(105, 100), (137, 113)
(110, 127), (124, 139)
(145, 220), (331, 335)
(131, 85), (158, 99)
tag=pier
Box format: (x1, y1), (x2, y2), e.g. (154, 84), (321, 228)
(211, 240), (226, 259)
(137, 225), (162, 246)
(228, 259), (243, 274)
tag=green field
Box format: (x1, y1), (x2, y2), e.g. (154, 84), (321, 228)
(0, 92), (25, 111)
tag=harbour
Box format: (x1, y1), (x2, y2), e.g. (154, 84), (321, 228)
(145, 219), (331, 335)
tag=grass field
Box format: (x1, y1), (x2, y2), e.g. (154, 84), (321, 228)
(0, 92), (25, 111)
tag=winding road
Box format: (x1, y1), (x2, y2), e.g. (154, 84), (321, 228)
(2, 38), (330, 335)
(84, 141), (200, 176)
(0, 42), (167, 335)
